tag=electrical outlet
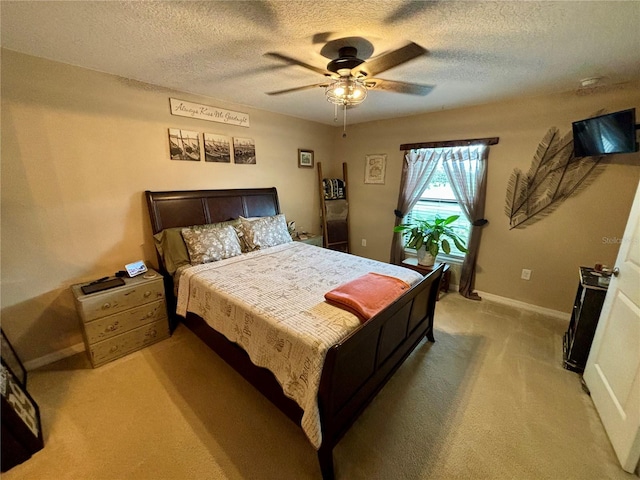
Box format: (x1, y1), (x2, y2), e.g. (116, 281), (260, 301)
(361, 239), (367, 247)
(521, 269), (532, 280)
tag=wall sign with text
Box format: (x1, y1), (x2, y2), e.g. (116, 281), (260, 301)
(169, 98), (250, 127)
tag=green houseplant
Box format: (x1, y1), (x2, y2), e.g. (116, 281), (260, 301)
(394, 215), (468, 266)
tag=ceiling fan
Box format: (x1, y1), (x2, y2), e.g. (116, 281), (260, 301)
(264, 37), (434, 103)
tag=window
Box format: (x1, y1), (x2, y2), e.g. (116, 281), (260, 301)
(403, 153), (472, 260)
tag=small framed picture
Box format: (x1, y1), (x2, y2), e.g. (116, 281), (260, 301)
(233, 137), (256, 164)
(168, 128), (201, 161)
(203, 133), (232, 163)
(298, 149), (314, 168)
(364, 154), (387, 184)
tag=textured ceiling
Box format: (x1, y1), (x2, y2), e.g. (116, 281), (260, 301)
(2, 1), (639, 125)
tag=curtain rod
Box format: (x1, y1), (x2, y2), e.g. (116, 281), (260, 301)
(400, 137), (499, 151)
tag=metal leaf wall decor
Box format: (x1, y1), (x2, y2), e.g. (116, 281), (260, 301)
(505, 113), (604, 229)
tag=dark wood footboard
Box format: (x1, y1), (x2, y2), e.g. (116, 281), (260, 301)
(316, 264), (443, 479)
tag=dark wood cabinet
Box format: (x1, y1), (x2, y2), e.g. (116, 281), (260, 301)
(563, 267), (609, 373)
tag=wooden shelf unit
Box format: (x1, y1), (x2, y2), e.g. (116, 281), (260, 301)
(317, 162), (350, 253)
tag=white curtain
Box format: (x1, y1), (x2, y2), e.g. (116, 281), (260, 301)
(390, 149), (443, 264)
(442, 145), (489, 299)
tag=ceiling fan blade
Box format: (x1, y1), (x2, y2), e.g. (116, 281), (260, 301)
(264, 52), (328, 76)
(355, 42), (427, 78)
(266, 83), (329, 96)
(366, 79), (434, 96)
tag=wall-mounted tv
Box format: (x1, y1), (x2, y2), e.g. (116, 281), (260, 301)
(572, 108), (638, 158)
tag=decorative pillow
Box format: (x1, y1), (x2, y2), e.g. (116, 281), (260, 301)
(239, 214), (292, 251)
(153, 227), (191, 276)
(154, 219), (241, 274)
(181, 224), (243, 265)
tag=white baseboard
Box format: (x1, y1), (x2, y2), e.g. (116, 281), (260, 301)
(23, 289), (568, 370)
(24, 342), (86, 371)
(475, 290), (571, 321)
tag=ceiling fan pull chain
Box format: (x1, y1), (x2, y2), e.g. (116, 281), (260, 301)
(343, 105), (347, 138)
(334, 103), (338, 123)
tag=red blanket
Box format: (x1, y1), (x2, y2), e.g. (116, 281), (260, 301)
(324, 272), (411, 323)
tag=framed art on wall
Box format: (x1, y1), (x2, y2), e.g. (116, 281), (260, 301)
(298, 149), (314, 168)
(233, 137), (256, 164)
(204, 133), (232, 163)
(168, 128), (201, 161)
(364, 154), (387, 184)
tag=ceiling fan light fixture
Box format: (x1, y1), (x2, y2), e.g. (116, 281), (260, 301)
(325, 77), (367, 106)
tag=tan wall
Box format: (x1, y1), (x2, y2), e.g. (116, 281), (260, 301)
(335, 85), (640, 312)
(2, 49), (639, 364)
(1, 50), (334, 362)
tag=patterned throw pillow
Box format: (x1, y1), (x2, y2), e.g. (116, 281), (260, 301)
(181, 224), (243, 264)
(239, 214), (292, 251)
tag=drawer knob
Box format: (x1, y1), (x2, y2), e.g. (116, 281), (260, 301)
(146, 312), (153, 318)
(144, 291), (152, 298)
(102, 302), (111, 310)
(109, 345), (119, 353)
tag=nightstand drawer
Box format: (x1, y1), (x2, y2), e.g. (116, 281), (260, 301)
(89, 319), (170, 367)
(76, 281), (165, 322)
(83, 299), (167, 343)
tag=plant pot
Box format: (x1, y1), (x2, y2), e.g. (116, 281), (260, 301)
(416, 247), (436, 267)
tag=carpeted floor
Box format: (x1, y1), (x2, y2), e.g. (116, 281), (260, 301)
(3, 294), (636, 480)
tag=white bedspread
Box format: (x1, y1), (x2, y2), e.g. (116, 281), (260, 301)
(176, 242), (422, 449)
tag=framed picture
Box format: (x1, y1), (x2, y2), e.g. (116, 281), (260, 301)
(364, 154), (387, 184)
(298, 149), (314, 168)
(203, 133), (232, 163)
(233, 137), (256, 164)
(168, 128), (201, 161)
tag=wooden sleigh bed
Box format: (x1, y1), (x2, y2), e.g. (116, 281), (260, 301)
(145, 187), (443, 480)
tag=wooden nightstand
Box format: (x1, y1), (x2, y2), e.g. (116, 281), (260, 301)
(401, 258), (451, 300)
(71, 270), (170, 368)
(295, 233), (323, 247)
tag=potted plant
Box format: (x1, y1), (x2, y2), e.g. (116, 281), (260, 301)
(394, 215), (468, 266)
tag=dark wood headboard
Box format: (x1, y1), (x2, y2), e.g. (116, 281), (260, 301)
(145, 188), (281, 234)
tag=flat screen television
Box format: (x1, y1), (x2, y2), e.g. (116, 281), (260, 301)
(572, 108), (638, 157)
